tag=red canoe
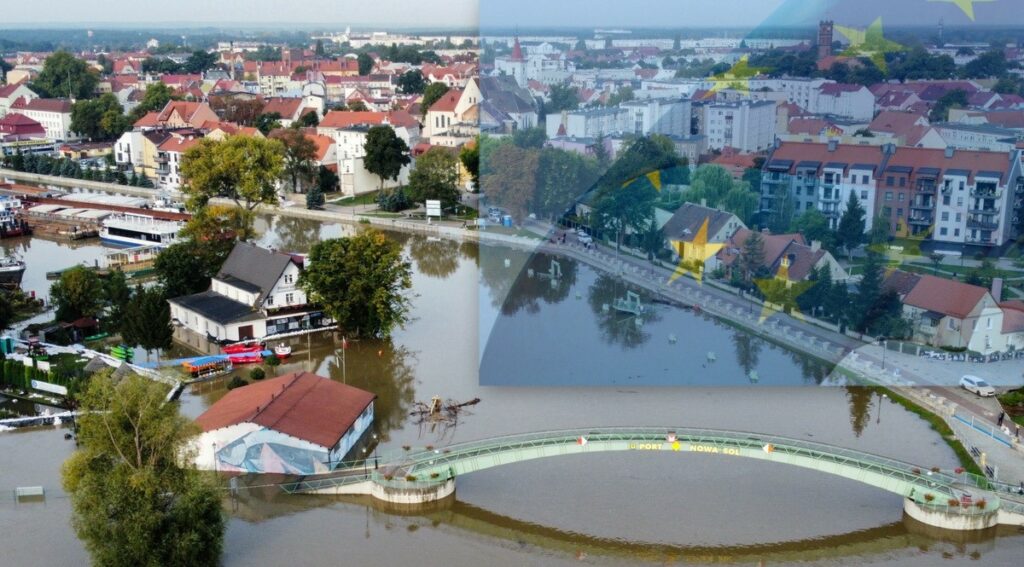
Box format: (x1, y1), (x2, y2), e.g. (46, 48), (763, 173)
(227, 353), (265, 364)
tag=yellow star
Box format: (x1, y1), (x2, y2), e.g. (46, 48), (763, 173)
(672, 440), (681, 451)
(753, 261), (814, 324)
(929, 0), (996, 21)
(867, 223), (934, 267)
(703, 55), (769, 99)
(835, 18), (905, 71)
(668, 217), (724, 284)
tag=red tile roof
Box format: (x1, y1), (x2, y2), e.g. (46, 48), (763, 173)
(262, 97), (304, 119)
(903, 274), (989, 319)
(158, 135), (202, 153)
(0, 81), (29, 98)
(195, 371), (375, 448)
(17, 98), (72, 113)
(428, 89), (463, 113)
(319, 110), (388, 129)
(869, 111), (927, 136)
(999, 301), (1024, 334)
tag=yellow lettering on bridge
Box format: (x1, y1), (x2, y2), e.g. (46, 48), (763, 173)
(688, 444), (740, 456)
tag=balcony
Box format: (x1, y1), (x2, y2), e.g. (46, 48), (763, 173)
(970, 188), (1000, 199)
(910, 202), (933, 211)
(908, 216), (932, 226)
(915, 183), (936, 194)
(967, 205), (999, 215)
(154, 154), (170, 164)
(966, 217), (999, 230)
(965, 236), (997, 246)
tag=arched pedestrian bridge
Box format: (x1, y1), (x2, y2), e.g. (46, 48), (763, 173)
(282, 427), (1024, 531)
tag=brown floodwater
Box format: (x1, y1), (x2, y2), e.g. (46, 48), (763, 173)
(2, 214), (1022, 566)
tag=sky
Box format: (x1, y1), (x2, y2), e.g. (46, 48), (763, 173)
(1, 0), (479, 29)
(482, 0), (1024, 30)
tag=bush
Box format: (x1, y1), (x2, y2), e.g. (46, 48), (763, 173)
(405, 475), (417, 482)
(226, 376), (249, 390)
(249, 368), (265, 381)
(924, 493), (935, 502)
(264, 355), (280, 368)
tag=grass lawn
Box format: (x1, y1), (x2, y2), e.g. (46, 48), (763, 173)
(329, 191), (380, 206)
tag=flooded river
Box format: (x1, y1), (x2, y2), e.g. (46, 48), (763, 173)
(2, 214), (1022, 566)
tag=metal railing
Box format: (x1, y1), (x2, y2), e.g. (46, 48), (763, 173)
(288, 427), (1008, 511)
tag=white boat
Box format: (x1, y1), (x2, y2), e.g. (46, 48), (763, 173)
(100, 213), (183, 247)
(0, 255), (26, 288)
(273, 344), (292, 358)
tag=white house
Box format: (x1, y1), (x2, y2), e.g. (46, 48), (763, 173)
(193, 371), (375, 474)
(333, 124), (411, 196)
(9, 98), (75, 141)
(704, 100), (776, 152)
(168, 242), (334, 342)
(0, 82), (38, 118)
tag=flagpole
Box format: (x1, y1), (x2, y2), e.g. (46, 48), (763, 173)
(342, 336), (347, 383)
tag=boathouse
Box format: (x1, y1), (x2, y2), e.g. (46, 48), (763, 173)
(193, 371), (375, 474)
(167, 242), (333, 342)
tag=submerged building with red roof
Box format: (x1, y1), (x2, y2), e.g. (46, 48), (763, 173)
(193, 371), (375, 474)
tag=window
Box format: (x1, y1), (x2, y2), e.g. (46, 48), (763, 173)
(284, 274), (294, 284)
(947, 319), (955, 330)
(940, 227), (948, 235)
(898, 193), (905, 202)
(987, 318), (992, 330)
(896, 208), (904, 218)
(285, 293), (294, 304)
(959, 181), (964, 191)
(956, 197), (963, 206)
(862, 175), (869, 184)
(860, 190), (868, 199)
(886, 176), (894, 186)
(266, 295), (274, 306)
(955, 213), (962, 222)
(943, 195), (951, 205)
(954, 228), (960, 236)
(882, 206), (891, 217)
(899, 177), (906, 187)
(885, 191), (893, 201)
(941, 212), (949, 221)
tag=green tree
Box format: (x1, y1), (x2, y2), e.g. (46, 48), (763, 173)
(397, 70), (426, 94)
(481, 144), (539, 221)
(0, 292), (14, 331)
(511, 127), (547, 149)
(459, 142), (479, 190)
(103, 269), (132, 335)
(306, 181), (325, 209)
(32, 50), (97, 99)
(836, 192), (866, 259)
(154, 239), (224, 299)
(407, 146), (460, 206)
(315, 164), (338, 194)
(315, 39), (326, 57)
(738, 230), (767, 283)
(547, 84), (579, 112)
(180, 136), (284, 212)
(254, 112), (283, 135)
(685, 165), (735, 207)
(120, 286), (172, 359)
(534, 147), (599, 220)
(179, 205), (257, 261)
(719, 184), (758, 226)
(363, 125), (411, 192)
(295, 110), (320, 128)
(347, 100), (369, 112)
(300, 230), (413, 338)
(183, 50), (218, 74)
(128, 83), (178, 123)
(62, 370), (224, 567)
(854, 251), (885, 332)
(50, 267), (104, 322)
(357, 52), (374, 75)
(269, 128), (317, 193)
(792, 209), (835, 250)
(72, 93), (128, 140)
(420, 82), (450, 116)
(929, 89), (969, 122)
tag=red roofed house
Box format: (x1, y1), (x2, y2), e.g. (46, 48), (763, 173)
(884, 271), (1010, 353)
(811, 83), (874, 121)
(424, 78), (480, 139)
(715, 228), (848, 283)
(155, 132), (203, 190)
(262, 96), (324, 127)
(0, 81), (38, 118)
(134, 100), (219, 130)
(868, 111), (945, 148)
(0, 112), (46, 142)
(193, 371), (375, 474)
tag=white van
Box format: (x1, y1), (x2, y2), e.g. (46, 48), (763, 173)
(959, 375), (995, 397)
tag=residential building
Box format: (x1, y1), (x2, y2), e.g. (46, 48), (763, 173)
(704, 100), (776, 153)
(0, 82), (37, 117)
(932, 122), (1019, 152)
(479, 75), (538, 134)
(809, 83), (875, 121)
(133, 100), (219, 130)
(884, 272), (1011, 354)
(168, 242), (334, 342)
(546, 107), (629, 139)
(663, 203), (746, 260)
(716, 228), (849, 282)
(114, 129), (173, 181)
(193, 371), (375, 474)
(9, 98), (75, 141)
(619, 98), (691, 138)
(332, 124), (411, 196)
(155, 133), (203, 190)
(0, 113), (45, 142)
(261, 95), (323, 127)
(424, 79), (480, 138)
(760, 141), (1024, 248)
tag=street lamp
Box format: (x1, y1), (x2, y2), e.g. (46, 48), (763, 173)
(878, 337), (887, 370)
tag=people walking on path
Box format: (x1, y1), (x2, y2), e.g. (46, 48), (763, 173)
(997, 411), (1005, 427)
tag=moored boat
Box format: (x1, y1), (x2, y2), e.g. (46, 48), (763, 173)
(222, 341), (265, 354)
(227, 351), (270, 365)
(100, 213), (183, 247)
(0, 255), (27, 289)
(273, 343), (292, 358)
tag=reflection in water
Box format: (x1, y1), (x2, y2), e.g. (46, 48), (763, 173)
(847, 386), (876, 438)
(408, 237), (460, 279)
(480, 248), (578, 315)
(731, 331), (761, 377)
(323, 339), (416, 443)
(587, 274), (660, 349)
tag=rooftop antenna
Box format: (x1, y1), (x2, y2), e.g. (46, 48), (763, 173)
(938, 18), (944, 44)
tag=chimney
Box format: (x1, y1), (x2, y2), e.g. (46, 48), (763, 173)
(827, 139), (838, 152)
(810, 240), (821, 252)
(991, 277), (1003, 300)
(700, 198), (707, 207)
(944, 146), (955, 158)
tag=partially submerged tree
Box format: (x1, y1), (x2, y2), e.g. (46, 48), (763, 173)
(180, 136), (284, 212)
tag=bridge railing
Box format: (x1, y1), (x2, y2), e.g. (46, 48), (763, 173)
(395, 427), (964, 497)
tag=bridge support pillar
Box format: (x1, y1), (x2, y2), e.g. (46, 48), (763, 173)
(902, 499), (999, 531)
(369, 477), (456, 506)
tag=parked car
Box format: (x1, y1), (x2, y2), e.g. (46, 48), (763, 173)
(959, 375), (995, 397)
(577, 233), (593, 245)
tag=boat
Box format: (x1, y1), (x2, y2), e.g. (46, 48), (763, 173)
(222, 341), (265, 354)
(0, 255), (27, 289)
(227, 351), (271, 365)
(100, 213), (183, 247)
(612, 291), (646, 315)
(273, 344), (292, 358)
(110, 344), (134, 362)
(0, 208), (31, 238)
(182, 356), (233, 380)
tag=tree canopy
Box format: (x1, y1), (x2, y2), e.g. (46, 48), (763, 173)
(420, 82), (450, 116)
(269, 128), (317, 193)
(363, 126), (410, 191)
(180, 136), (284, 212)
(300, 230), (413, 338)
(71, 93), (128, 140)
(406, 146), (461, 206)
(50, 266), (104, 322)
(397, 70), (427, 94)
(33, 50), (97, 99)
(62, 370), (224, 567)
(836, 192), (867, 258)
(120, 285), (173, 357)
